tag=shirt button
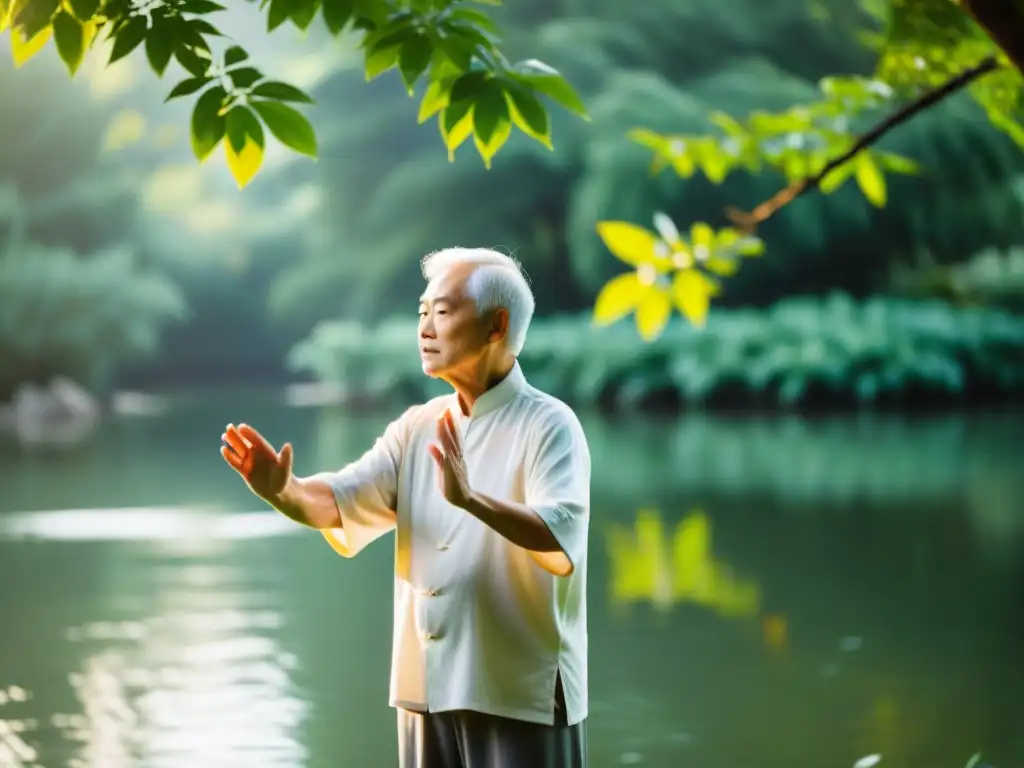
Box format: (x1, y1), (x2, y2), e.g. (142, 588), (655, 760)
(421, 631), (435, 642)
(417, 587), (440, 597)
(436, 542), (450, 551)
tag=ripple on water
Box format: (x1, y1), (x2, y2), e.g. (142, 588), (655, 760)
(0, 511), (310, 768)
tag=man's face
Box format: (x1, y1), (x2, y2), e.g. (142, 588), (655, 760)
(418, 264), (491, 378)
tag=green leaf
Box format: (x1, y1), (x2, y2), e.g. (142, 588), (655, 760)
(510, 59), (588, 119)
(398, 33), (432, 93)
(472, 81), (509, 168)
(472, 81), (506, 143)
(267, 0), (289, 31)
(593, 273), (644, 326)
(436, 31), (476, 70)
(251, 99), (318, 156)
(448, 7), (497, 33)
(322, 0), (354, 34)
(190, 84), (228, 161)
(251, 80), (314, 103)
(708, 110), (746, 137)
(67, 0), (98, 22)
(224, 105), (266, 189)
(224, 44), (247, 67)
(182, 0), (226, 12)
(13, 0), (59, 40)
(878, 151), (919, 174)
(144, 29), (173, 75)
(228, 66), (263, 88)
(288, 0), (318, 30)
(418, 79), (450, 123)
(505, 83), (550, 149)
(174, 41), (211, 76)
(165, 75), (212, 101)
(188, 18), (222, 37)
(855, 152), (887, 206)
(108, 14), (147, 64)
(449, 70), (489, 104)
(365, 42), (402, 81)
(818, 160), (855, 193)
(440, 97), (473, 159)
(52, 9), (86, 75)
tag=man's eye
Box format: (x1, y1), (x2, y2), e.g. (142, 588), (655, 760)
(437, 310), (447, 315)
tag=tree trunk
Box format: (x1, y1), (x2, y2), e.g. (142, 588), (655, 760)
(961, 0), (1024, 73)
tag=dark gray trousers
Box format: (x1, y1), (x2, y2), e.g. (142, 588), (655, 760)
(396, 676), (587, 768)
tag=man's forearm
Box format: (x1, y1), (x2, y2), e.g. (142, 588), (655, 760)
(269, 475), (341, 530)
(462, 491), (562, 553)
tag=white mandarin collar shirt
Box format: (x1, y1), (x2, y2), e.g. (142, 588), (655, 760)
(316, 361), (591, 726)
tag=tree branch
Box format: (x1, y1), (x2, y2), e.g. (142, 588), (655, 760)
(960, 0), (1024, 74)
(726, 54), (1001, 232)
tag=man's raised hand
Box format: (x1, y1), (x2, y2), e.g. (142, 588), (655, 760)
(221, 423), (293, 502)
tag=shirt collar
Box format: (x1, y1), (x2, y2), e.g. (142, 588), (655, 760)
(453, 361), (527, 421)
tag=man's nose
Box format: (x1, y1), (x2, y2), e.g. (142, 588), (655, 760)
(419, 318), (436, 338)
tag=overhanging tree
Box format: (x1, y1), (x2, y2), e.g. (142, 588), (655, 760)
(2, 0), (1022, 338)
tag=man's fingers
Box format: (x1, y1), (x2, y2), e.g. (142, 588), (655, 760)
(428, 443), (444, 467)
(221, 445), (244, 473)
(236, 423), (274, 454)
(223, 429), (249, 458)
(278, 442), (294, 474)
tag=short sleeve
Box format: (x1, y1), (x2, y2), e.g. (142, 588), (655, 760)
(318, 409), (411, 558)
(525, 405), (591, 575)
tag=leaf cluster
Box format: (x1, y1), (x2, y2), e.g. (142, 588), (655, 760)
(0, 0), (587, 186)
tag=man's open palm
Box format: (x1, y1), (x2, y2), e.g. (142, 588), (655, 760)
(221, 423), (293, 501)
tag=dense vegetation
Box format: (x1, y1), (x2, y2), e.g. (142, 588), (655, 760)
(0, 56), (185, 400)
(288, 292), (1024, 411)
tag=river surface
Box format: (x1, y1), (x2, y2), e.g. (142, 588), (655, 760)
(1, 390), (1022, 768)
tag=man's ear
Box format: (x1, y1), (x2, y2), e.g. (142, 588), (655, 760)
(488, 308), (510, 344)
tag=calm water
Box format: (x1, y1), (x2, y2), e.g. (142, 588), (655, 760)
(1, 390), (1022, 768)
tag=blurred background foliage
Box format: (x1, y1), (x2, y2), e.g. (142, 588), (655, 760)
(1, 0), (1023, 410)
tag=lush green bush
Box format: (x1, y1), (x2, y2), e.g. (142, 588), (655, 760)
(891, 244), (1024, 309)
(0, 240), (186, 401)
(287, 294), (1024, 411)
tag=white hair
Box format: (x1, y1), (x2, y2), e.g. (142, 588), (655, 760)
(421, 247), (536, 355)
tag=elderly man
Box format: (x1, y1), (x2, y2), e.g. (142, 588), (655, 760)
(220, 247), (591, 768)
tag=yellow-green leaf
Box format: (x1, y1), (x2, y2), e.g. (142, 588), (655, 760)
(671, 270), (715, 328)
(690, 222), (713, 254)
(225, 133), (263, 188)
(473, 114), (511, 170)
(593, 272), (645, 326)
(705, 257), (740, 276)
(11, 25), (51, 67)
(636, 287), (671, 341)
(443, 107), (473, 161)
(818, 161), (855, 194)
(595, 221), (660, 269)
(736, 236), (765, 256)
(505, 85), (551, 149)
(878, 151), (919, 174)
(418, 79), (449, 124)
(855, 152), (886, 207)
(224, 106), (265, 189)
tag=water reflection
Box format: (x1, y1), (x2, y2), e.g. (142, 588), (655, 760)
(606, 508), (760, 618)
(60, 601), (305, 768)
(0, 509), (308, 768)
